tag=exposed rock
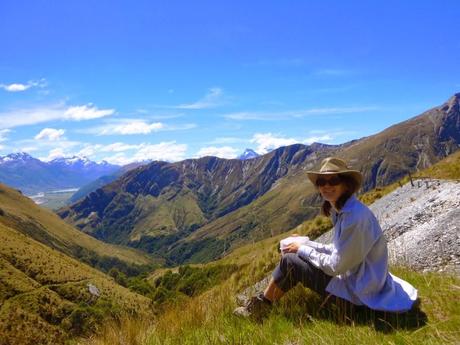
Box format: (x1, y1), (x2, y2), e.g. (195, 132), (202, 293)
(87, 283), (100, 297)
(370, 179), (460, 275)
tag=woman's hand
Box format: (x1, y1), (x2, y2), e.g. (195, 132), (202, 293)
(282, 242), (300, 254)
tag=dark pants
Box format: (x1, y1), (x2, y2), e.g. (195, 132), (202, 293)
(272, 253), (425, 329)
(273, 253), (333, 296)
(272, 252), (372, 323)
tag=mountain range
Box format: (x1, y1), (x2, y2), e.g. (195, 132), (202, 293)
(58, 93), (460, 265)
(0, 153), (120, 195)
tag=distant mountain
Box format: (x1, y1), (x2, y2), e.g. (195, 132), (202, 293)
(59, 93), (460, 264)
(68, 161), (147, 204)
(238, 148), (260, 160)
(0, 153), (120, 194)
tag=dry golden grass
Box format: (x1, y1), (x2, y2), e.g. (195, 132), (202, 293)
(0, 221), (153, 345)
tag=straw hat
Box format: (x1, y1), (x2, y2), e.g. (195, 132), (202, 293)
(306, 157), (363, 191)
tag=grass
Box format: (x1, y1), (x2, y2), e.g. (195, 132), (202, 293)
(0, 221), (154, 345)
(77, 259), (460, 345)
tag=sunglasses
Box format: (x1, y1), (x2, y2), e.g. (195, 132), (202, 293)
(316, 176), (342, 187)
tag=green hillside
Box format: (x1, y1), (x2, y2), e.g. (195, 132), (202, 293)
(0, 183), (160, 275)
(0, 222), (153, 345)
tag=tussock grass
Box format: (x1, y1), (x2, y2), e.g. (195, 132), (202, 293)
(79, 261), (460, 345)
(0, 222), (154, 345)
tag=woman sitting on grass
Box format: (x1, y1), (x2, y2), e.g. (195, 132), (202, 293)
(235, 157), (418, 320)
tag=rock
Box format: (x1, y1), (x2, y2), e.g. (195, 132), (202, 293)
(87, 283), (100, 297)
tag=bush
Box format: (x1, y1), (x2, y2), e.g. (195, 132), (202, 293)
(150, 264), (238, 305)
(63, 300), (121, 336)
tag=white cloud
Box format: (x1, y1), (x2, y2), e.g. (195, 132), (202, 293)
(0, 78), (47, 92)
(64, 104), (115, 120)
(76, 144), (102, 157)
(17, 137), (81, 160)
(250, 133), (298, 154)
(102, 142), (188, 164)
(0, 129), (11, 142)
(42, 148), (67, 161)
(223, 106), (378, 121)
(99, 120), (164, 135)
(136, 142), (187, 162)
(250, 132), (340, 154)
(175, 87), (224, 109)
(0, 83), (31, 92)
(196, 146), (238, 159)
(76, 142), (139, 157)
(101, 142), (139, 152)
(83, 119), (196, 135)
(34, 128), (66, 141)
(0, 103), (115, 129)
(303, 135), (333, 145)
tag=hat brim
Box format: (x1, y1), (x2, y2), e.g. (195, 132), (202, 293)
(307, 170), (363, 191)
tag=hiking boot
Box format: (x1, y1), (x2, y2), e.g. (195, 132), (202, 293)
(233, 293), (272, 320)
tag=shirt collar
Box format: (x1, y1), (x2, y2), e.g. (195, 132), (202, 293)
(333, 194), (358, 215)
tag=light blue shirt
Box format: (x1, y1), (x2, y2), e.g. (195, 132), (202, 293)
(298, 195), (418, 312)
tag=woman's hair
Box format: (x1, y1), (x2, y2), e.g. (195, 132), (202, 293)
(320, 174), (360, 217)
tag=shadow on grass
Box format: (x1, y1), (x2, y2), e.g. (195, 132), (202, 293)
(276, 288), (427, 333)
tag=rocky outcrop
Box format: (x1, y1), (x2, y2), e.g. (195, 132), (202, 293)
(371, 179), (460, 275)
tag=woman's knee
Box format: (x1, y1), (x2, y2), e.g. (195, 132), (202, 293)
(280, 253), (302, 272)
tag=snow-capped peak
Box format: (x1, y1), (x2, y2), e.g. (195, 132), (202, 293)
(0, 152), (35, 164)
(50, 156), (92, 166)
(238, 148), (260, 160)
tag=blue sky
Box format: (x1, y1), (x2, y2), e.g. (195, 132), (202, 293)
(0, 1), (459, 164)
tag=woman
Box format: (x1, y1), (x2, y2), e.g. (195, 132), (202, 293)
(235, 157), (418, 319)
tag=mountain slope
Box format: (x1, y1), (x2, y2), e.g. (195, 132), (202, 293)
(0, 183), (158, 274)
(59, 93), (460, 264)
(68, 161), (146, 204)
(0, 221), (153, 345)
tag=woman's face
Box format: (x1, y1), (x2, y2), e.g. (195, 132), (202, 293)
(316, 174), (346, 204)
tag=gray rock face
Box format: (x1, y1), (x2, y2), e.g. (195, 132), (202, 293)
(316, 179), (460, 275)
(370, 179), (460, 275)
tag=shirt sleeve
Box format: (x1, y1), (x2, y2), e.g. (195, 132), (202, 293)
(297, 212), (378, 276)
(301, 240), (334, 254)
